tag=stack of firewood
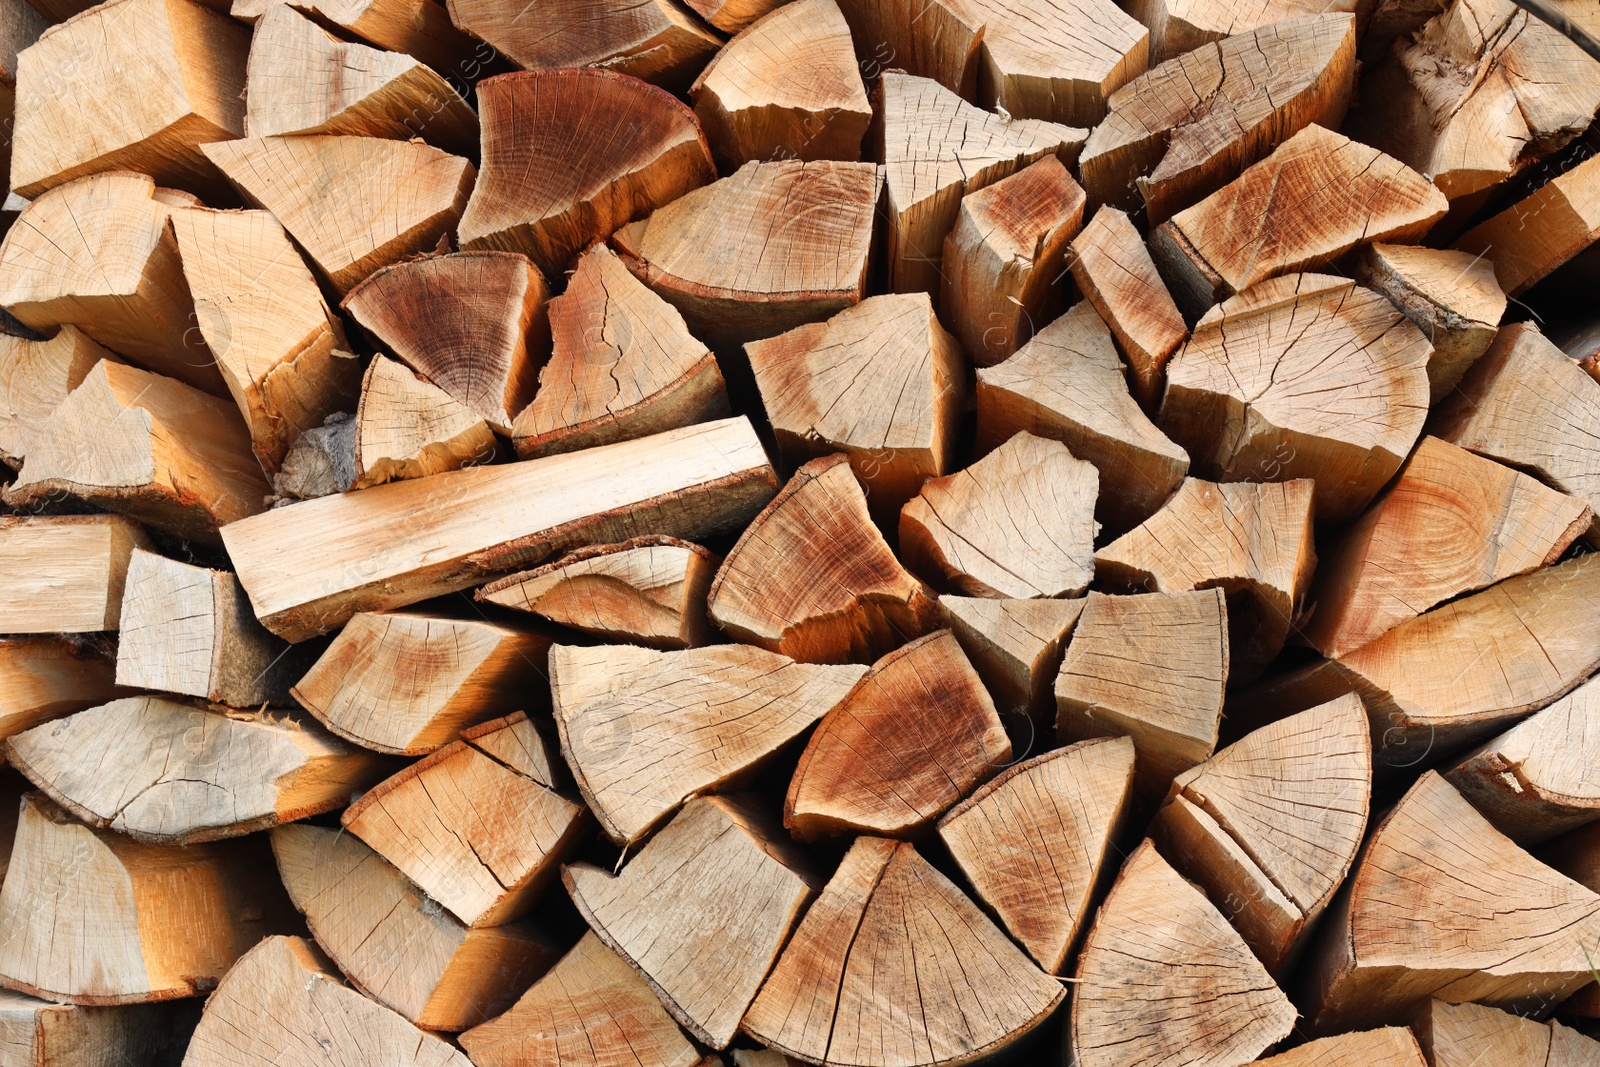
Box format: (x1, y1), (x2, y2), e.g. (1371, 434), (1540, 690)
(2, 0), (1600, 1060)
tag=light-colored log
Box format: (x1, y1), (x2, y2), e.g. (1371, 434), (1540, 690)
(0, 637), (120, 740)
(0, 991), (195, 1067)
(940, 595), (1083, 717)
(1255, 1027), (1427, 1067)
(350, 355), (497, 489)
(1451, 151), (1600, 296)
(1415, 998), (1600, 1067)
(0, 515), (150, 633)
(459, 711), (562, 788)
(0, 326), (113, 469)
(231, 0), (486, 78)
(1129, 0), (1355, 68)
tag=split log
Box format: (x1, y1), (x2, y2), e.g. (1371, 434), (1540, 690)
(940, 155), (1085, 366)
(1069, 840), (1296, 1067)
(1452, 151), (1600, 296)
(1080, 14), (1356, 221)
(1355, 243), (1508, 401)
(549, 642), (864, 845)
(230, 0), (486, 78)
(0, 794), (292, 1004)
(291, 612), (553, 755)
(222, 417), (777, 641)
(706, 453), (941, 664)
(785, 629), (1010, 839)
(6, 361), (270, 544)
(1096, 477), (1317, 680)
(342, 250), (548, 433)
(0, 637), (120, 740)
(975, 300), (1189, 532)
(940, 595), (1084, 718)
(0, 992), (195, 1067)
(511, 243), (726, 459)
(459, 70), (714, 275)
(7, 696), (387, 845)
(1160, 274), (1431, 522)
(564, 794), (818, 1049)
(938, 736), (1135, 972)
(1414, 998), (1600, 1067)
(0, 515), (150, 634)
(201, 135), (474, 296)
(169, 206), (359, 472)
(1255, 1028), (1427, 1067)
(612, 159), (878, 346)
(0, 0), (44, 202)
(0, 326), (113, 469)
(350, 355), (498, 488)
(743, 836), (1066, 1066)
(900, 431), (1100, 599)
(1304, 436), (1590, 658)
(876, 72), (1085, 296)
(1149, 125), (1447, 315)
(182, 935), (472, 1067)
(745, 292), (964, 517)
(1055, 588), (1228, 796)
(1067, 207), (1186, 405)
(271, 823), (557, 1031)
(459, 711), (563, 788)
(459, 932), (702, 1067)
(1155, 694), (1371, 974)
(8, 0), (247, 200)
(690, 0), (871, 169)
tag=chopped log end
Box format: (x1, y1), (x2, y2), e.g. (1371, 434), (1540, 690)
(1452, 150), (1600, 296)
(0, 514), (152, 635)
(0, 326), (113, 470)
(940, 593), (1084, 716)
(351, 354), (499, 489)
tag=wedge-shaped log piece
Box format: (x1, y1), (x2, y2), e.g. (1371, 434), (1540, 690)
(9, 697), (386, 845)
(0, 637), (120, 740)
(7, 362), (270, 544)
(1097, 478), (1316, 680)
(461, 711), (562, 787)
(1056, 588), (1227, 796)
(941, 595), (1083, 717)
(551, 642), (862, 845)
(1357, 243), (1506, 401)
(9, 0), (247, 200)
(938, 736), (1135, 973)
(744, 835), (1066, 1066)
(1415, 999), (1600, 1067)
(976, 301), (1188, 531)
(0, 795), (293, 1004)
(1067, 206), (1186, 404)
(565, 795), (818, 1049)
(292, 612), (552, 755)
(1131, 0), (1358, 64)
(0, 326), (113, 469)
(707, 453), (941, 663)
(202, 135), (474, 296)
(1162, 274), (1431, 522)
(1070, 840), (1296, 1067)
(224, 417), (778, 641)
(1306, 771), (1600, 1030)
(272, 824), (555, 1031)
(245, 5), (477, 155)
(684, 0), (784, 31)
(1081, 14), (1356, 219)
(878, 72), (1085, 296)
(512, 243), (725, 458)
(0, 992), (195, 1067)
(1452, 151), (1600, 296)
(1150, 126), (1447, 315)
(614, 159), (877, 345)
(1157, 695), (1370, 974)
(786, 630), (1009, 839)
(1261, 1029), (1427, 1067)
(0, 173), (224, 394)
(747, 292), (963, 517)
(1305, 436), (1590, 658)
(183, 936), (472, 1067)
(350, 355), (497, 489)
(0, 515), (150, 634)
(231, 0), (483, 73)
(900, 431), (1099, 599)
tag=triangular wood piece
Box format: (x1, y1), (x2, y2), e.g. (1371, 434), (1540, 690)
(707, 454), (942, 663)
(461, 712), (563, 789)
(744, 835), (1066, 1066)
(940, 594), (1084, 716)
(976, 301), (1189, 532)
(0, 326), (112, 469)
(1162, 274), (1431, 522)
(900, 431), (1099, 598)
(564, 795), (818, 1049)
(877, 72), (1086, 296)
(613, 159), (878, 346)
(785, 629), (1010, 839)
(1082, 13), (1356, 218)
(0, 636), (120, 740)
(271, 823), (557, 1031)
(1415, 999), (1600, 1067)
(938, 736), (1135, 972)
(184, 936), (473, 1067)
(1097, 477), (1317, 680)
(460, 932), (701, 1067)
(8, 697), (386, 845)
(548, 642), (864, 846)
(1150, 126), (1447, 315)
(1256, 1027), (1426, 1067)
(1156, 694), (1370, 973)
(1451, 151), (1600, 296)
(351, 354), (498, 488)
(1305, 436), (1590, 657)
(511, 243), (726, 459)
(202, 135), (474, 295)
(232, 0), (482, 86)
(0, 514), (151, 634)
(0, 991), (195, 1067)
(747, 292), (964, 518)
(691, 0), (870, 169)
(683, 0), (785, 31)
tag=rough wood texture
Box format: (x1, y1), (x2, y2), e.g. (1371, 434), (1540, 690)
(0, 637), (120, 740)
(458, 711), (563, 789)
(938, 736), (1135, 972)
(231, 0), (484, 82)
(1451, 151), (1600, 296)
(1127, 0), (1356, 65)
(0, 991), (195, 1067)
(350, 355), (497, 489)
(940, 595), (1084, 718)
(1414, 999), (1600, 1067)
(743, 835), (1066, 1067)
(0, 515), (150, 634)
(785, 630), (1009, 839)
(223, 417), (778, 641)
(0, 326), (113, 469)
(1255, 1027), (1427, 1067)
(707, 454), (941, 664)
